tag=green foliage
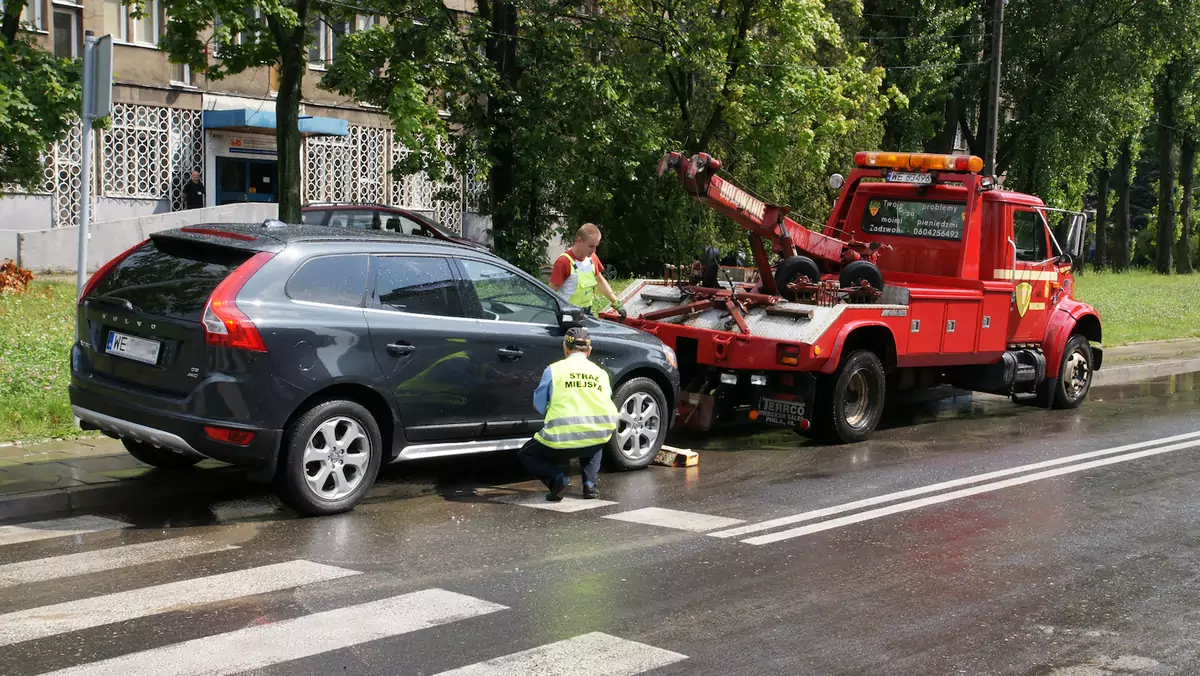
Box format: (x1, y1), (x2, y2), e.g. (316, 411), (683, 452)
(1075, 270), (1200, 344)
(0, 32), (82, 192)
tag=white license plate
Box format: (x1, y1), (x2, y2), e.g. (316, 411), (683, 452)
(106, 331), (161, 365)
(757, 397), (806, 425)
(886, 171), (933, 185)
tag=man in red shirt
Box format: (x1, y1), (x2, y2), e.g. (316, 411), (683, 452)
(549, 223), (626, 318)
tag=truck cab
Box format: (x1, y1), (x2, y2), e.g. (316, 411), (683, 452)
(608, 151), (1103, 444)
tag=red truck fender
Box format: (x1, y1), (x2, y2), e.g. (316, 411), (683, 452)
(820, 321), (898, 375)
(1042, 298), (1103, 376)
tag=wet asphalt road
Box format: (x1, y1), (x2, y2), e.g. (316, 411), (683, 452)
(2, 373), (1199, 676)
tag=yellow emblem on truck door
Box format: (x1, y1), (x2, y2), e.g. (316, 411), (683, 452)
(869, 204), (880, 217)
(1015, 282), (1033, 317)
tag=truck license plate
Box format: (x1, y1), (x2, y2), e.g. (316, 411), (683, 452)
(106, 331), (161, 365)
(757, 397), (806, 426)
(886, 170), (933, 185)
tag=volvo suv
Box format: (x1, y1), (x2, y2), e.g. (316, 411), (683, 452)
(70, 222), (679, 515)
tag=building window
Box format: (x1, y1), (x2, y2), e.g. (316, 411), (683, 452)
(18, 0), (43, 31)
(101, 0), (163, 46)
(52, 8), (79, 59)
(102, 0), (125, 41)
(170, 61), (191, 86)
(308, 17), (354, 68)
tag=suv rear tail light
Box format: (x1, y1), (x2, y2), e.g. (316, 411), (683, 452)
(203, 251), (275, 352)
(77, 240), (148, 307)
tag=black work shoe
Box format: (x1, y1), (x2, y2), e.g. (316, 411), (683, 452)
(582, 482), (599, 500)
(547, 475), (570, 502)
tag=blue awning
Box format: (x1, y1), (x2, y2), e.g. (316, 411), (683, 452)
(202, 109), (349, 137)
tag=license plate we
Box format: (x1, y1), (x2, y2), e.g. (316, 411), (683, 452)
(106, 331), (161, 365)
(886, 170), (933, 185)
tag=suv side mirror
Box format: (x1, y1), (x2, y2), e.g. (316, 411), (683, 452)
(559, 306), (585, 329)
(1065, 212), (1087, 259)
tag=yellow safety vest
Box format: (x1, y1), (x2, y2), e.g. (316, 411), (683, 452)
(558, 252), (598, 308)
(534, 356), (619, 449)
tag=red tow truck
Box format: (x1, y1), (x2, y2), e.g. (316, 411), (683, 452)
(600, 151), (1103, 443)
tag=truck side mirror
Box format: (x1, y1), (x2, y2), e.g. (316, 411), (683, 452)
(1064, 213), (1086, 259)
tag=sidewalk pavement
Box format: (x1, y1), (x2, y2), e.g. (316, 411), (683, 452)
(3, 339), (1199, 522)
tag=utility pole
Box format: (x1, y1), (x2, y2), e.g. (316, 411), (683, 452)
(983, 0), (1004, 177)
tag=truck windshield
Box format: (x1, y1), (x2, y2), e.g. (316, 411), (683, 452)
(860, 199), (966, 241)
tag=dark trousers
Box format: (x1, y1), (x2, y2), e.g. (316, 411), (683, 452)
(518, 437), (602, 488)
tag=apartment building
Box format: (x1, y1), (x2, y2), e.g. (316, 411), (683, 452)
(3, 0), (480, 245)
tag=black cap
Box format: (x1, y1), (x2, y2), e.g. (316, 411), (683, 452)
(564, 327), (591, 349)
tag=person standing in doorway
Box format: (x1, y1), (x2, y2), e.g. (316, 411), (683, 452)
(518, 327), (619, 501)
(184, 170), (205, 210)
(549, 223), (626, 318)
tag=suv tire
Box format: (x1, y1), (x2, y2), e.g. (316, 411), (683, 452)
(122, 439), (202, 470)
(606, 377), (668, 470)
(275, 400), (383, 516)
(811, 349), (886, 444)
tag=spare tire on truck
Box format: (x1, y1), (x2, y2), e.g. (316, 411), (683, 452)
(774, 255), (821, 300)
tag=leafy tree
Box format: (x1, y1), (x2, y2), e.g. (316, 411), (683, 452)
(0, 0), (81, 192)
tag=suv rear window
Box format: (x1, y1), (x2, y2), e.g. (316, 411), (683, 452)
(861, 198), (966, 241)
(88, 239), (252, 322)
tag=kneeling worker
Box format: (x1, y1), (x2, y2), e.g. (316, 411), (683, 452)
(519, 327), (619, 501)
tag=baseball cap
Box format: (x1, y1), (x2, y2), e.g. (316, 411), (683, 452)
(564, 327), (591, 349)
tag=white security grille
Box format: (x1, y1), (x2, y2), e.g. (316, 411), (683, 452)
(47, 121), (90, 228)
(304, 134), (351, 203)
(168, 109), (205, 211)
(101, 103), (172, 199)
(349, 126), (387, 204)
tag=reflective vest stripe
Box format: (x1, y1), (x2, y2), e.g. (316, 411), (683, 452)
(537, 428), (616, 445)
(543, 415), (619, 428)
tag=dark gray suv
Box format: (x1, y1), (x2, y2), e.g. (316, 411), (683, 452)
(70, 222), (680, 515)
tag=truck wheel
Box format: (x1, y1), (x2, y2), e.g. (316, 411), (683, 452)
(274, 400), (383, 516)
(122, 439), (202, 470)
(775, 256), (821, 300)
(839, 260), (884, 293)
(812, 350), (886, 444)
(606, 377), (668, 470)
(1038, 334), (1094, 410)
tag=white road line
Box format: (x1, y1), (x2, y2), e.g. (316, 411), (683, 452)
(743, 439), (1200, 545)
(710, 430), (1200, 539)
(37, 589), (507, 676)
(603, 507), (744, 532)
(0, 559), (358, 647)
(431, 631), (688, 676)
(495, 494), (618, 512)
(0, 516), (131, 547)
(0, 537), (238, 589)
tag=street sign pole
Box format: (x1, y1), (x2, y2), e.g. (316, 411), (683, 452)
(983, 0), (1005, 178)
(75, 32), (113, 297)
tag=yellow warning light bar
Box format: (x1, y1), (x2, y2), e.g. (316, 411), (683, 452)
(854, 152), (985, 174)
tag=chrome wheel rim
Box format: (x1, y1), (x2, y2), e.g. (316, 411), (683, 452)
(303, 417), (370, 501)
(1064, 349), (1091, 399)
(616, 392), (661, 460)
(843, 370), (872, 429)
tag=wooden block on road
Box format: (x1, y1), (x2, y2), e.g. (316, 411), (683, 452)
(654, 445), (698, 467)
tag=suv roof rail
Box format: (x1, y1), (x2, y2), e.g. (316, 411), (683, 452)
(262, 219), (289, 229)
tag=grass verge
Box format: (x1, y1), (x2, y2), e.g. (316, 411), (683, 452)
(0, 281), (88, 443)
(1074, 270), (1200, 346)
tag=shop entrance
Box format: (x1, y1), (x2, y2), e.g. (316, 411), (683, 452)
(216, 157), (278, 205)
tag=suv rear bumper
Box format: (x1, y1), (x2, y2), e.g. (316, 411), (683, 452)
(70, 385), (281, 478)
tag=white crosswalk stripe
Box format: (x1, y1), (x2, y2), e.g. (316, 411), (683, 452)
(0, 559), (358, 647)
(36, 589), (508, 676)
(432, 632), (688, 675)
(0, 516), (130, 547)
(0, 537), (238, 588)
(603, 507), (744, 533)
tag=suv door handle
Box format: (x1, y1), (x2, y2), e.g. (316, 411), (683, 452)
(497, 346), (523, 361)
(386, 342), (416, 357)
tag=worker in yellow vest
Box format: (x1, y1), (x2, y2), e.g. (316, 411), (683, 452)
(518, 327), (619, 501)
(549, 223), (626, 318)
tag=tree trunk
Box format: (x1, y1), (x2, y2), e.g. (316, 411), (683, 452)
(1155, 71), (1176, 275)
(483, 1), (520, 262)
(1177, 134), (1195, 274)
(1094, 165), (1109, 271)
(1114, 139), (1133, 271)
(1, 0), (24, 43)
(271, 1), (309, 224)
